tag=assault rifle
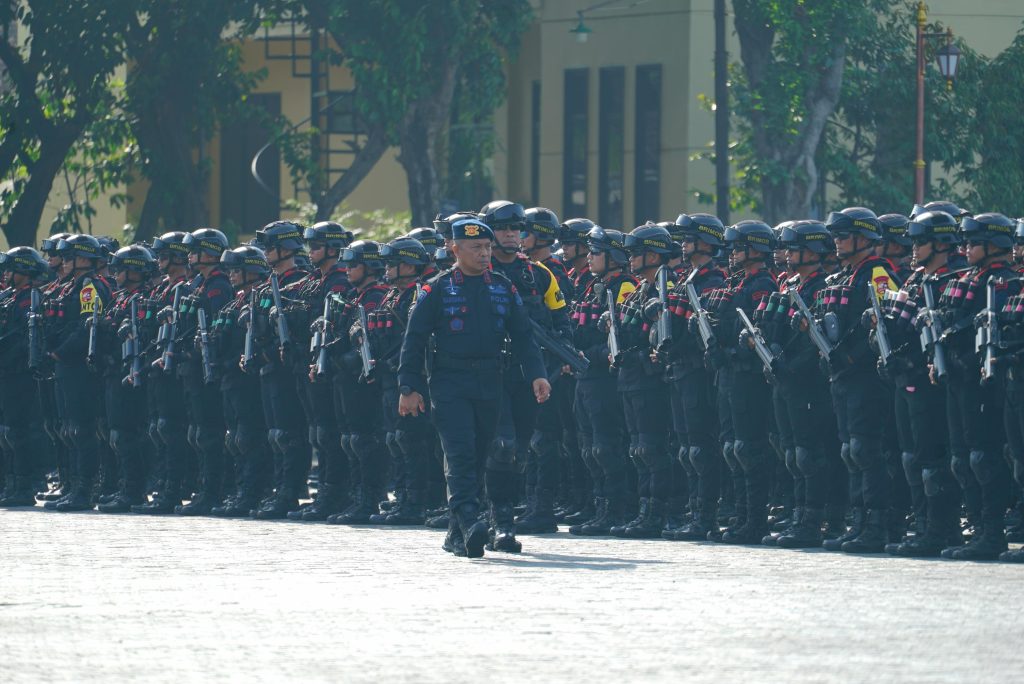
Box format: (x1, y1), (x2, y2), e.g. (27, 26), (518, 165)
(736, 307), (776, 382)
(122, 295), (143, 388)
(685, 273), (716, 351)
(27, 288), (45, 373)
(197, 307), (215, 385)
(788, 289), (835, 360)
(655, 266), (672, 353)
(869, 282), (892, 366)
(918, 278), (948, 382)
(357, 303), (375, 380)
(529, 318), (590, 375)
(310, 297), (332, 380)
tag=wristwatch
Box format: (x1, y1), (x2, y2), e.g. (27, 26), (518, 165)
(400, 385), (414, 396)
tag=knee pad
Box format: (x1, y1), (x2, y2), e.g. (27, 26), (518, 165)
(922, 466), (954, 498)
(969, 449), (997, 485)
(721, 441), (739, 471)
(340, 433), (356, 461)
(677, 444), (692, 472)
(784, 448), (798, 477)
(486, 437), (517, 470)
(307, 426), (318, 450)
(529, 430), (559, 458)
(109, 429), (124, 456)
(223, 429), (239, 457)
(350, 433), (383, 460)
(315, 426), (333, 453)
(267, 429), (284, 454)
(0, 425), (12, 453)
(234, 425), (258, 455)
(848, 436), (880, 470)
(65, 421), (83, 443)
(950, 452), (972, 488)
(733, 439), (754, 471)
(795, 446), (823, 477)
(689, 446), (715, 476)
(900, 451), (920, 483)
(156, 418), (174, 447)
(385, 431), (402, 460)
(590, 443), (618, 474)
(147, 420), (160, 448)
(839, 441), (855, 473)
(186, 424), (199, 452)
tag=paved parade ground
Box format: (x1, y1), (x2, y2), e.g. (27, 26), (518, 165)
(1, 507), (1021, 683)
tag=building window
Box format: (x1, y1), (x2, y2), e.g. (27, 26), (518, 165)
(634, 64), (662, 225)
(531, 80), (541, 206)
(563, 68), (589, 219)
(599, 67), (625, 228)
(327, 90), (361, 134)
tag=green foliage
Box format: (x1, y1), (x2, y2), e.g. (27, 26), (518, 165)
(280, 199), (412, 242)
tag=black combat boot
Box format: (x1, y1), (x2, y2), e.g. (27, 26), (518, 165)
(841, 509), (889, 554)
(623, 498), (666, 539)
(577, 497), (625, 536)
(132, 487), (181, 515)
(668, 498), (717, 541)
(515, 488), (558, 534)
(764, 507), (803, 547)
(301, 484), (348, 521)
(568, 497), (605, 536)
(561, 494), (596, 525)
(823, 507), (863, 551)
(383, 489), (426, 525)
(0, 476), (37, 507)
(777, 507), (824, 549)
(488, 502), (522, 553)
(327, 491), (376, 524)
(97, 491), (144, 513)
(610, 498), (647, 537)
(455, 504), (489, 558)
(55, 483), (96, 512)
(255, 492), (299, 520)
(998, 546), (1024, 562)
(442, 517), (468, 557)
(177, 492), (215, 516)
(43, 480), (76, 510)
(951, 522), (1007, 561)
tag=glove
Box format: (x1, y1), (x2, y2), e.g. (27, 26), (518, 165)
(597, 310), (612, 333)
(642, 299), (663, 324)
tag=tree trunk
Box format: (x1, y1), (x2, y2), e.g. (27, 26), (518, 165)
(3, 124), (83, 246)
(396, 58), (458, 227)
(314, 125), (390, 221)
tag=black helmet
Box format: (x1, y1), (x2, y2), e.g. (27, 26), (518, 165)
(41, 232), (72, 255)
(725, 220), (775, 253)
(911, 200), (970, 220)
(341, 239), (385, 271)
(523, 207), (561, 242)
(109, 245), (157, 274)
(220, 245), (271, 278)
(825, 207), (880, 241)
(961, 212), (1015, 249)
(184, 228), (230, 257)
(478, 200), (526, 230)
(878, 214), (912, 247)
(779, 220), (834, 255)
(559, 218), (596, 245)
(1, 246), (48, 277)
(676, 212), (725, 247)
(304, 221), (354, 248)
(586, 227), (629, 265)
(624, 222), (679, 256)
(405, 227), (445, 252)
(654, 220), (685, 244)
(97, 236), (121, 259)
(255, 220), (305, 252)
(55, 234), (105, 261)
(908, 211), (960, 245)
(433, 212), (478, 239)
(151, 231), (190, 259)
(381, 237), (430, 267)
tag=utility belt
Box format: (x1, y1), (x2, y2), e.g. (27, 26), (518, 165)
(431, 352), (503, 372)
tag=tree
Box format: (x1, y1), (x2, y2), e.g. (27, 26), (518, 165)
(730, 0), (884, 224)
(0, 1), (132, 246)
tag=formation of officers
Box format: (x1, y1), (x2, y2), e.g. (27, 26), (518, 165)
(3, 198), (1024, 562)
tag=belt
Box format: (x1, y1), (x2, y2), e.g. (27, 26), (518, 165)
(432, 353), (502, 371)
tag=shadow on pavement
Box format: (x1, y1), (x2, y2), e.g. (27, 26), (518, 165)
(483, 550), (669, 571)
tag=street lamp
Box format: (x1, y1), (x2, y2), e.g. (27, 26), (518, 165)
(569, 13), (593, 44)
(915, 3), (961, 204)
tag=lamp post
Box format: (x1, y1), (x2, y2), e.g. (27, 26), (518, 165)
(915, 2), (960, 204)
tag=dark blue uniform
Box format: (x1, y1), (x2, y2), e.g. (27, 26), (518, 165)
(0, 286), (44, 501)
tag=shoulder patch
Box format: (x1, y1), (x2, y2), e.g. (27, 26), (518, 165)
(870, 266), (896, 298)
(80, 282), (100, 314)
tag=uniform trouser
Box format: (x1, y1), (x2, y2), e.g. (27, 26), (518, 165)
(894, 384), (932, 525)
(260, 365), (308, 497)
(622, 385), (671, 501)
(948, 372), (1010, 528)
(779, 376), (837, 510)
(306, 377), (344, 490)
(38, 377), (64, 481)
(556, 376), (585, 502)
(831, 369), (890, 511)
(430, 369), (502, 513)
(528, 375), (568, 496)
(0, 372), (43, 482)
(576, 376), (628, 502)
(223, 374), (271, 499)
(95, 382), (116, 492)
(717, 367), (741, 516)
(185, 375), (227, 497)
(730, 367), (773, 529)
(884, 395), (911, 521)
(944, 380), (979, 523)
(772, 383), (799, 509)
(667, 378), (693, 507)
(151, 372), (189, 494)
(104, 376), (147, 499)
(488, 375), (539, 506)
(672, 364), (721, 517)
(381, 380), (434, 501)
(1004, 376), (1024, 496)
(54, 364), (101, 488)
(338, 375), (387, 502)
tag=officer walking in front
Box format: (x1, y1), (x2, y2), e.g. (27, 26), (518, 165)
(398, 216), (549, 559)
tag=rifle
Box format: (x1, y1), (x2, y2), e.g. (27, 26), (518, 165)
(122, 295), (143, 388)
(27, 288), (45, 373)
(736, 307), (776, 382)
(529, 318), (590, 375)
(977, 278), (1000, 384)
(655, 266), (672, 353)
(788, 289), (835, 360)
(606, 287), (621, 368)
(685, 275), (717, 350)
(242, 288), (257, 373)
(270, 272), (291, 354)
(919, 278), (948, 382)
(869, 282), (892, 366)
(87, 303), (100, 367)
(310, 297), (332, 380)
(197, 307), (215, 385)
(357, 303), (375, 380)
(159, 284), (184, 373)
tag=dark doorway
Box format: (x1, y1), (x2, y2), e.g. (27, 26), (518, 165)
(220, 93), (281, 235)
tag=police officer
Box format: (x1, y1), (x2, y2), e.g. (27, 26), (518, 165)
(95, 246), (157, 513)
(210, 246), (274, 517)
(133, 232), (193, 514)
(816, 207), (899, 553)
(46, 235), (113, 511)
(398, 216), (549, 558)
(175, 228), (234, 515)
(0, 247), (49, 506)
(567, 227), (636, 536)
